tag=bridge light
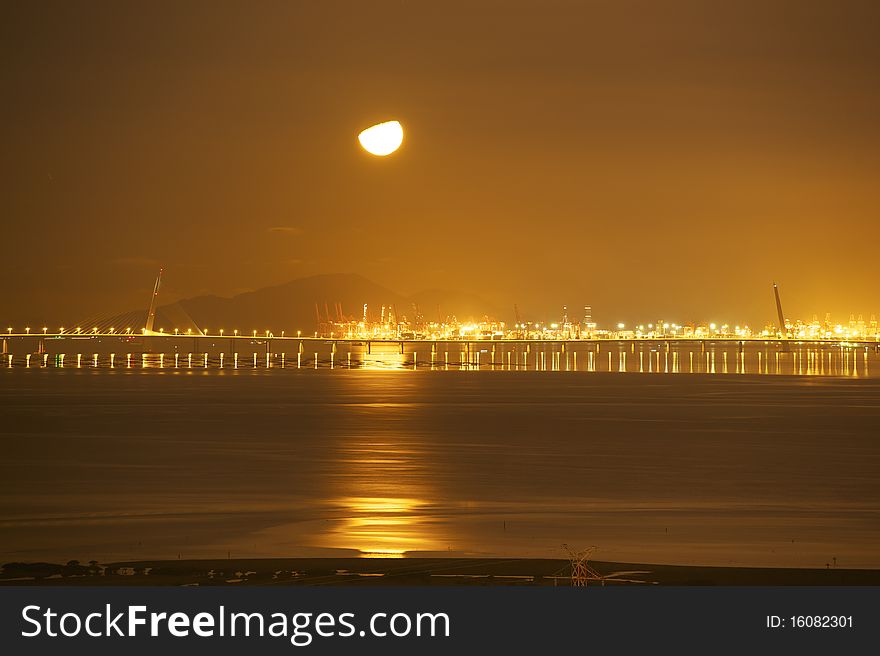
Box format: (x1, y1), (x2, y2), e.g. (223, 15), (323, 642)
(25, 327), (30, 334)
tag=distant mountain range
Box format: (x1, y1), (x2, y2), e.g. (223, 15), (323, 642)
(85, 273), (501, 334)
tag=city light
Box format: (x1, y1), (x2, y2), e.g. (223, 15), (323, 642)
(3, 308), (877, 344)
(303, 303), (879, 343)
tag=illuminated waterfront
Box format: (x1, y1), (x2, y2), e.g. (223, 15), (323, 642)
(5, 282), (877, 373)
(3, 311), (879, 343)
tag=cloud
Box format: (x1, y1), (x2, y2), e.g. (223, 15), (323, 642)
(267, 226), (303, 236)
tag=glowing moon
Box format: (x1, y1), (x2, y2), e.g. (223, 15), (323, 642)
(358, 120), (403, 156)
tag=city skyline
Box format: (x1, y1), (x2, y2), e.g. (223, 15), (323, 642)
(0, 268), (877, 337)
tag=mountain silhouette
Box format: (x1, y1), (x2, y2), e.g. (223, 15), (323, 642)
(83, 273), (501, 334)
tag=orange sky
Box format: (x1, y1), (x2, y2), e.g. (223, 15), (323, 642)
(2, 1), (879, 327)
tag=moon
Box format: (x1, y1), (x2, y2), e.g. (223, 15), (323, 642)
(358, 120), (404, 156)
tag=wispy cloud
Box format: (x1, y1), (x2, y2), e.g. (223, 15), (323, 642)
(267, 226), (303, 236)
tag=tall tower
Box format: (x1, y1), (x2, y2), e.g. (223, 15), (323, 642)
(144, 268), (163, 334)
(582, 305), (594, 339)
(772, 282), (786, 336)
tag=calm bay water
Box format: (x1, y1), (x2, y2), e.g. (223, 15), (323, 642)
(2, 364), (879, 568)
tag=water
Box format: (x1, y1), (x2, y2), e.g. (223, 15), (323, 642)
(3, 340), (879, 376)
(2, 365), (879, 569)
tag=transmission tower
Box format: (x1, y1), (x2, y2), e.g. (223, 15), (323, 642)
(562, 544), (603, 586)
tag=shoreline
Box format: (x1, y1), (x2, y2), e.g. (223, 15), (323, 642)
(3, 558), (879, 586)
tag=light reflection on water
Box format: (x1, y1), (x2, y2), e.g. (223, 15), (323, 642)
(3, 359), (880, 567)
(359, 352), (409, 371)
(332, 497), (432, 558)
(321, 397), (447, 556)
(8, 342), (878, 377)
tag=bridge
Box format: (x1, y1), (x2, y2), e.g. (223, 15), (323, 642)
(3, 274), (877, 369)
(1, 328), (878, 349)
(2, 327), (877, 380)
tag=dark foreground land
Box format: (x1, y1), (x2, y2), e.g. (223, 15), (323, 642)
(2, 558), (878, 586)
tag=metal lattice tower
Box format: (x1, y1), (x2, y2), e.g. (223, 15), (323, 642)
(563, 544), (603, 587)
